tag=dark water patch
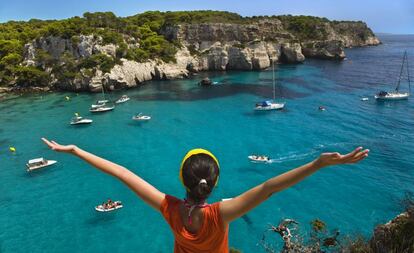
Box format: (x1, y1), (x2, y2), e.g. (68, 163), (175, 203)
(132, 83), (306, 102)
(0, 138), (10, 146)
(242, 214), (253, 226)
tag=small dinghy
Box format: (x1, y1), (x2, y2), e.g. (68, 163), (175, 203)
(132, 113), (151, 121)
(90, 105), (115, 113)
(95, 201), (123, 212)
(26, 158), (57, 172)
(115, 95), (130, 104)
(70, 114), (93, 125)
(248, 155), (270, 163)
(361, 97), (369, 101)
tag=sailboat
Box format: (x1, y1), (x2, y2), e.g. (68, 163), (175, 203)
(90, 84), (115, 112)
(375, 51), (411, 100)
(254, 60), (285, 110)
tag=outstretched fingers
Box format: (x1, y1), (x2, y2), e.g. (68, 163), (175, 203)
(349, 149), (369, 163)
(42, 138), (55, 149)
(343, 147), (363, 160)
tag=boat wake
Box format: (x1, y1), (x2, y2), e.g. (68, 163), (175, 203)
(267, 142), (370, 164)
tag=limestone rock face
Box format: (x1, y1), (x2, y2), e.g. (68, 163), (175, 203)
(227, 47), (252, 70)
(16, 17), (380, 92)
(280, 43), (305, 63)
(106, 59), (156, 89)
(154, 63), (189, 80)
(301, 40), (346, 60)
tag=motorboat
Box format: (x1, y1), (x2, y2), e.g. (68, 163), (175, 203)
(375, 51), (411, 101)
(115, 95), (130, 104)
(95, 201), (123, 212)
(255, 100), (285, 111)
(70, 116), (93, 125)
(248, 155), (270, 163)
(132, 113), (151, 121)
(90, 105), (115, 113)
(26, 158), (57, 172)
(361, 97), (369, 101)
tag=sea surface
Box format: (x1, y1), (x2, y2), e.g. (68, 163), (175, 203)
(1, 35), (413, 252)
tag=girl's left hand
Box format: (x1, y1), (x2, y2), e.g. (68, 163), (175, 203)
(42, 138), (76, 154)
(317, 147), (369, 167)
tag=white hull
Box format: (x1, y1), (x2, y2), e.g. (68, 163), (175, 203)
(248, 155), (270, 163)
(95, 201), (123, 212)
(375, 92), (409, 100)
(70, 119), (93, 125)
(91, 104), (105, 109)
(115, 97), (130, 104)
(27, 160), (57, 172)
(254, 102), (285, 111)
(90, 106), (115, 113)
(132, 115), (151, 121)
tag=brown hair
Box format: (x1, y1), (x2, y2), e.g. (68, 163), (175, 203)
(181, 153), (219, 202)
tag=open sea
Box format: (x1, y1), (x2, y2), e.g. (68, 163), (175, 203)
(1, 34), (413, 252)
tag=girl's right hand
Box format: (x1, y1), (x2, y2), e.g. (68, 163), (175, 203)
(316, 147), (369, 167)
(42, 138), (76, 154)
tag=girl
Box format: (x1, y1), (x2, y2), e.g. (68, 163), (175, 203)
(41, 138), (368, 253)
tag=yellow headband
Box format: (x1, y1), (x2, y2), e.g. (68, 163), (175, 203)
(179, 148), (220, 189)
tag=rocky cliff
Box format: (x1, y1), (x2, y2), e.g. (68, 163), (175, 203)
(0, 12), (380, 92)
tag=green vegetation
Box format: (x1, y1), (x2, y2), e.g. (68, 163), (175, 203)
(0, 10), (368, 87)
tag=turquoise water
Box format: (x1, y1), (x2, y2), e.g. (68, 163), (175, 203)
(1, 35), (413, 252)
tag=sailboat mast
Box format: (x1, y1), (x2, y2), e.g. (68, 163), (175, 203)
(395, 51), (407, 92)
(407, 52), (411, 93)
(272, 59), (275, 101)
(101, 84), (105, 100)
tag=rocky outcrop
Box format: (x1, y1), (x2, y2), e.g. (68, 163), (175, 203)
(17, 16), (379, 92)
(370, 210), (414, 253)
(301, 40), (346, 60)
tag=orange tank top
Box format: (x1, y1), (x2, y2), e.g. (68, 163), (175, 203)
(160, 195), (229, 253)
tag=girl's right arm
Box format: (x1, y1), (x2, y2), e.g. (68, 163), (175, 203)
(42, 138), (165, 211)
(220, 147), (369, 224)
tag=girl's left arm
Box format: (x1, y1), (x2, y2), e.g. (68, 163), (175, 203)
(42, 138), (165, 211)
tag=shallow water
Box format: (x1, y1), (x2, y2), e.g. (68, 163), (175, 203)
(1, 35), (413, 252)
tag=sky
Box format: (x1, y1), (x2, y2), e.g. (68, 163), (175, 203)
(0, 0), (413, 34)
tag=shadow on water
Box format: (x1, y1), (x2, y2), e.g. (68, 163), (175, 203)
(86, 212), (118, 226)
(131, 82), (307, 102)
(241, 214), (253, 226)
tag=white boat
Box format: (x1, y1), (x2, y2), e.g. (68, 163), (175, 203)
(90, 106), (115, 113)
(91, 84), (111, 108)
(375, 51), (411, 101)
(132, 113), (151, 121)
(115, 95), (130, 104)
(255, 101), (285, 111)
(70, 116), (93, 125)
(97, 99), (109, 104)
(91, 101), (106, 109)
(375, 91), (409, 100)
(361, 97), (369, 101)
(255, 60), (285, 111)
(248, 155), (270, 163)
(26, 158), (57, 172)
(95, 201), (123, 212)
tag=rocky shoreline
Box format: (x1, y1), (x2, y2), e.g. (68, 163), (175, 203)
(0, 14), (380, 93)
